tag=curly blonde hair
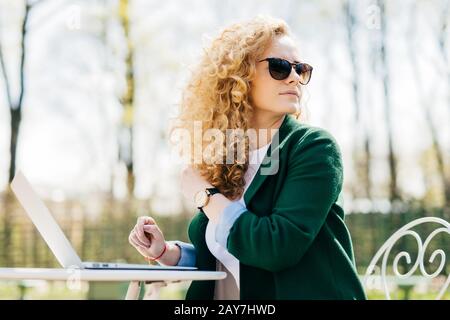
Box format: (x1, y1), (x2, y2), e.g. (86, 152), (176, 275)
(170, 15), (302, 201)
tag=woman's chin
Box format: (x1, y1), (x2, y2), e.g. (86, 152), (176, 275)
(281, 103), (299, 114)
(256, 103), (299, 115)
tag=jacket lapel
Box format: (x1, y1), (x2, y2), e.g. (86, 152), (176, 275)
(243, 114), (297, 206)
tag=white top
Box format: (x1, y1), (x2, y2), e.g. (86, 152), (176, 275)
(205, 142), (271, 293)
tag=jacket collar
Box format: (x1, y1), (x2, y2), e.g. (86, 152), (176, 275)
(243, 113), (299, 205)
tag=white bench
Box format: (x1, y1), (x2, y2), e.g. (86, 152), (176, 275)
(363, 217), (450, 299)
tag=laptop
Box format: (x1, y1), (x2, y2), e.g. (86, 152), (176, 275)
(10, 170), (197, 271)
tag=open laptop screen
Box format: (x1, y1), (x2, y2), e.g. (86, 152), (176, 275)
(10, 171), (84, 268)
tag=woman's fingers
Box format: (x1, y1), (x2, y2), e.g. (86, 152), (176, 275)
(129, 231), (142, 248)
(137, 226), (153, 247)
(136, 216), (155, 245)
(129, 233), (140, 248)
(132, 226), (150, 247)
(142, 225), (155, 242)
(129, 216), (165, 260)
(137, 216), (156, 226)
(130, 232), (148, 251)
(128, 232), (135, 246)
(130, 236), (150, 258)
(129, 233), (141, 249)
(143, 224), (163, 242)
(135, 219), (150, 245)
(135, 225), (152, 247)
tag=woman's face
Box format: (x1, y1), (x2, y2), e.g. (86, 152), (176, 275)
(250, 35), (303, 117)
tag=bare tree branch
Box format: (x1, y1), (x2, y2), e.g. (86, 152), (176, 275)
(377, 0), (400, 202)
(16, 1), (31, 111)
(0, 41), (13, 109)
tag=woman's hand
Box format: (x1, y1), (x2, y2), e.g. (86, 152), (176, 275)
(128, 216), (166, 260)
(180, 165), (214, 204)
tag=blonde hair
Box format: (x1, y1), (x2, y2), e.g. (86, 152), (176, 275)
(170, 15), (302, 201)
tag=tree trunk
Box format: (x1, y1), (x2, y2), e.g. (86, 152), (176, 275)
(377, 0), (400, 203)
(0, 1), (31, 267)
(344, 0), (375, 255)
(118, 0), (136, 198)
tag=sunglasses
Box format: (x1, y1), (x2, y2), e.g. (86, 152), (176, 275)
(258, 57), (313, 85)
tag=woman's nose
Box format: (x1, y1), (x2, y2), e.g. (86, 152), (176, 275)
(285, 66), (301, 85)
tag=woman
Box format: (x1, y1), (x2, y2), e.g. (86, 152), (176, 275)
(128, 15), (367, 300)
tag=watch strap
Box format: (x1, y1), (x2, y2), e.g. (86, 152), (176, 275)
(206, 187), (220, 196)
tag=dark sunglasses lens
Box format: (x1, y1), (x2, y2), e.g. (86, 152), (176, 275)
(268, 59), (291, 80)
(295, 64), (312, 84)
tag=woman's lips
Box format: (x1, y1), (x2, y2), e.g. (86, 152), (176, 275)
(280, 93), (299, 98)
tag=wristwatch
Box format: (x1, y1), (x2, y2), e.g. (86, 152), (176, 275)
(194, 187), (220, 213)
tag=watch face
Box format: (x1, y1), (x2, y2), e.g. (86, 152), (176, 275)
(194, 190), (208, 207)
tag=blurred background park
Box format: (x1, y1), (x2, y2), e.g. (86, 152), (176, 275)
(0, 0), (449, 299)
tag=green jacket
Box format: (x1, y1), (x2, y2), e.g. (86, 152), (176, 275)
(185, 114), (367, 300)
